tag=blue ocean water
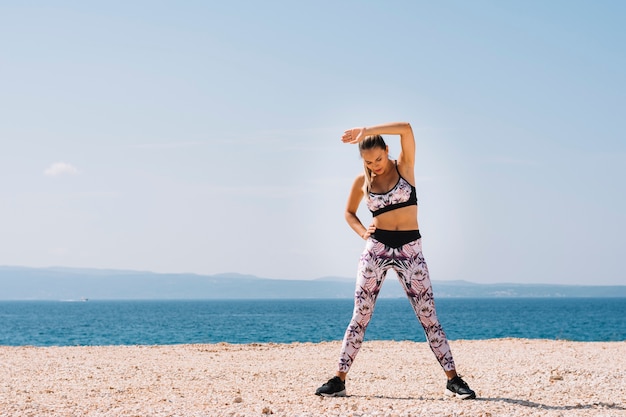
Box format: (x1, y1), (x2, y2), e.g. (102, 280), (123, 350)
(0, 298), (624, 346)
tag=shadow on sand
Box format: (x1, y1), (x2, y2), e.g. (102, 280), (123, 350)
(476, 397), (626, 412)
(344, 394), (625, 412)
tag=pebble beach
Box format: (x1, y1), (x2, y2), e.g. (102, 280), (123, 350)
(1, 339), (625, 417)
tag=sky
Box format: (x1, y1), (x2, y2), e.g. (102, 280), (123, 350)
(1, 1), (624, 285)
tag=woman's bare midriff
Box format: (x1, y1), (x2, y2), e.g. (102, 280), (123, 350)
(371, 206), (419, 231)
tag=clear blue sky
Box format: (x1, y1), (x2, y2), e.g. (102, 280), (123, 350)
(1, 1), (624, 285)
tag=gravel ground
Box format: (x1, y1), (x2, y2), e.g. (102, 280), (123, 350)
(1, 339), (625, 416)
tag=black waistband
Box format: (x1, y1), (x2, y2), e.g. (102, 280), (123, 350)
(371, 229), (421, 249)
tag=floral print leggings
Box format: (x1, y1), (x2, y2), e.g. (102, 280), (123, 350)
(338, 237), (456, 373)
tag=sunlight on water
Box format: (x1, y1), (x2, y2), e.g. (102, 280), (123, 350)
(0, 298), (624, 346)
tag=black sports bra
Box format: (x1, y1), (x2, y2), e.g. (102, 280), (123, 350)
(366, 161), (418, 217)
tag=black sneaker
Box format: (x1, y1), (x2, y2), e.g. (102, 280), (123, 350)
(315, 376), (346, 397)
(445, 376), (476, 400)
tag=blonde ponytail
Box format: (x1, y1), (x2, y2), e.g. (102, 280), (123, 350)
(362, 165), (374, 196)
(358, 135), (387, 197)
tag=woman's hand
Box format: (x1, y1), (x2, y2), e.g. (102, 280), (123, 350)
(341, 127), (367, 144)
(361, 224), (376, 240)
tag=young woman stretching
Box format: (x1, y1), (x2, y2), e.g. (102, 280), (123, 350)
(315, 122), (476, 400)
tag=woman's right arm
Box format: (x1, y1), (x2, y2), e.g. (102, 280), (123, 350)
(345, 174), (375, 240)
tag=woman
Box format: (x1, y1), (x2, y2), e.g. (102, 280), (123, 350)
(315, 122), (476, 400)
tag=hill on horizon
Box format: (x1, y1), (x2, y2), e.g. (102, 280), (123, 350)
(0, 266), (625, 300)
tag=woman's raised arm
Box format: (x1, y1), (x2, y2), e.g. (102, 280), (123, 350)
(341, 121), (415, 176)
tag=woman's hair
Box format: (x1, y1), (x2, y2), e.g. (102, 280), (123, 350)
(359, 135), (387, 195)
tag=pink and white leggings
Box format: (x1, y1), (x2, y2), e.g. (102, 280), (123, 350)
(338, 236), (456, 373)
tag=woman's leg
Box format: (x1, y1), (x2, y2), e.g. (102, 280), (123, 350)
(395, 239), (456, 372)
(337, 240), (391, 375)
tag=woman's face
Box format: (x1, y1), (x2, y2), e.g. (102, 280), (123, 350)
(361, 146), (388, 175)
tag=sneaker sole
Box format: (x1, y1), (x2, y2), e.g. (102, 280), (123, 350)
(318, 389), (347, 397)
(445, 389), (476, 400)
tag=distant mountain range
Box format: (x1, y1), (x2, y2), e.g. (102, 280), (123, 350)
(0, 266), (625, 300)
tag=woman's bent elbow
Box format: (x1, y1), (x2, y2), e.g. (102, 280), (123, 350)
(345, 211), (358, 223)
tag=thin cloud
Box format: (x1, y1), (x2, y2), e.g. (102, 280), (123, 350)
(213, 127), (339, 147)
(44, 162), (79, 177)
(130, 141), (206, 150)
(487, 156), (537, 166)
(49, 247), (70, 256)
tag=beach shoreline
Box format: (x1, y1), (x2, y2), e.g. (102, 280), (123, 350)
(1, 339), (625, 416)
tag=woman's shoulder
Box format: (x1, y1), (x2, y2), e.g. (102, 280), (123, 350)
(352, 173), (366, 186)
(348, 173), (366, 195)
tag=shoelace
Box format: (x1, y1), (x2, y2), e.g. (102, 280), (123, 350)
(452, 377), (469, 388)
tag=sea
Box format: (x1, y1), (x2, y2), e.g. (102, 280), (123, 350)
(0, 298), (624, 347)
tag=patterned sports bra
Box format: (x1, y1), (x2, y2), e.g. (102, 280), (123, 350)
(366, 161), (418, 217)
